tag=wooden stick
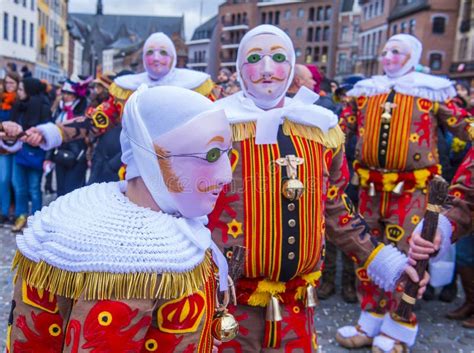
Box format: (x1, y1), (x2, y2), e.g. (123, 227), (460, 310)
(395, 176), (449, 320)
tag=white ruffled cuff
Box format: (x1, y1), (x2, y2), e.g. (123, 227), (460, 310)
(379, 313), (418, 346)
(37, 123), (63, 150)
(358, 311), (384, 337)
(0, 139), (22, 153)
(367, 244), (408, 292)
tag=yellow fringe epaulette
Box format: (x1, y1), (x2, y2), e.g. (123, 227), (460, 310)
(231, 120), (345, 148)
(12, 251), (212, 301)
(193, 78), (215, 97)
(109, 82), (134, 101)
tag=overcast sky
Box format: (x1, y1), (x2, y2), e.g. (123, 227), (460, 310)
(69, 0), (225, 40)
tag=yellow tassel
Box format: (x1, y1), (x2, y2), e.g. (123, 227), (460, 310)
(231, 122), (256, 142)
(300, 271), (321, 286)
(12, 251), (213, 300)
(230, 120), (345, 149)
(356, 168), (370, 188)
(108, 82), (133, 101)
(282, 121), (345, 149)
(382, 172), (398, 192)
(295, 286), (306, 301)
(248, 292), (271, 307)
(414, 168), (431, 189)
(193, 78), (215, 97)
(256, 279), (286, 295)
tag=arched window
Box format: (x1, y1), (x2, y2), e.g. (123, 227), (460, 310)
(315, 27), (321, 41)
(307, 27), (314, 42)
(324, 6), (332, 20)
(308, 7), (315, 21)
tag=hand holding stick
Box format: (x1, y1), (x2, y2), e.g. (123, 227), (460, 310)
(395, 176), (449, 321)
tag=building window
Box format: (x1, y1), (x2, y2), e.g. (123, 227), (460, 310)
(429, 53), (443, 70)
(29, 22), (33, 47)
(298, 8), (304, 18)
(459, 38), (468, 60)
(3, 12), (8, 40)
(21, 19), (26, 45)
(22, 0), (26, 6)
(432, 16), (446, 34)
(324, 6), (332, 20)
(305, 47), (312, 62)
(296, 27), (302, 38)
(409, 19), (416, 34)
(380, 0), (385, 13)
(314, 47), (320, 61)
(275, 11), (280, 25)
(321, 46), (328, 63)
(338, 53), (348, 74)
(323, 26), (330, 41)
(369, 4), (373, 18)
(401, 21), (406, 33)
(285, 10), (291, 20)
(307, 27), (313, 42)
(268, 12), (273, 24)
(340, 25), (348, 41)
(317, 7), (323, 21)
(31, 0), (34, 10)
(392, 24), (397, 34)
(315, 27), (321, 41)
(308, 7), (314, 21)
(261, 12), (266, 24)
(295, 48), (302, 57)
(375, 1), (379, 15)
(13, 16), (18, 43)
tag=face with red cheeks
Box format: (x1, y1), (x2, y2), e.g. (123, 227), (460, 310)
(144, 44), (174, 80)
(154, 111), (233, 218)
(239, 33), (292, 103)
(380, 40), (411, 77)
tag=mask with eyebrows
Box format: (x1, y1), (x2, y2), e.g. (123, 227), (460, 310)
(121, 85), (232, 218)
(380, 34), (422, 78)
(237, 25), (295, 110)
(142, 32), (177, 80)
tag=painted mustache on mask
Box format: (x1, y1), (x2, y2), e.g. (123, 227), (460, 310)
(197, 183), (222, 193)
(250, 76), (286, 84)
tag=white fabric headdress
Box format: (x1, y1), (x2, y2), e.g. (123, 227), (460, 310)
(384, 34), (422, 78)
(142, 32), (177, 80)
(120, 85), (228, 290)
(236, 24), (296, 110)
(115, 32), (210, 91)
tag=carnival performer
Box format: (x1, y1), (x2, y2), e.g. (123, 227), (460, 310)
(15, 32), (216, 156)
(4, 86), (231, 353)
(209, 25), (425, 353)
(337, 34), (472, 352)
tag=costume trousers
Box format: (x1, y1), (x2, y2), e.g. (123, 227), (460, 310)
(218, 302), (318, 353)
(356, 188), (427, 314)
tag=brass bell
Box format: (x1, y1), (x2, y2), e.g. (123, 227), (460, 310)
(369, 182), (376, 197)
(306, 285), (318, 308)
(350, 172), (360, 186)
(211, 310), (239, 342)
(266, 295), (282, 321)
(392, 181), (404, 195)
(282, 178), (305, 201)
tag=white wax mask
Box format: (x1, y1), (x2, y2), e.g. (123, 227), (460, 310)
(380, 34), (422, 78)
(142, 32), (176, 80)
(236, 25), (295, 110)
(154, 111), (233, 217)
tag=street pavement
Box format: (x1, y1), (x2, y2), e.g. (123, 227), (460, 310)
(1, 222), (473, 352)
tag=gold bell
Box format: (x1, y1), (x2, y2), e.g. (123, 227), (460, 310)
(392, 181), (405, 195)
(266, 295), (283, 321)
(282, 178), (305, 201)
(350, 172), (360, 186)
(211, 310), (239, 342)
(369, 182), (376, 197)
(306, 285), (318, 308)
